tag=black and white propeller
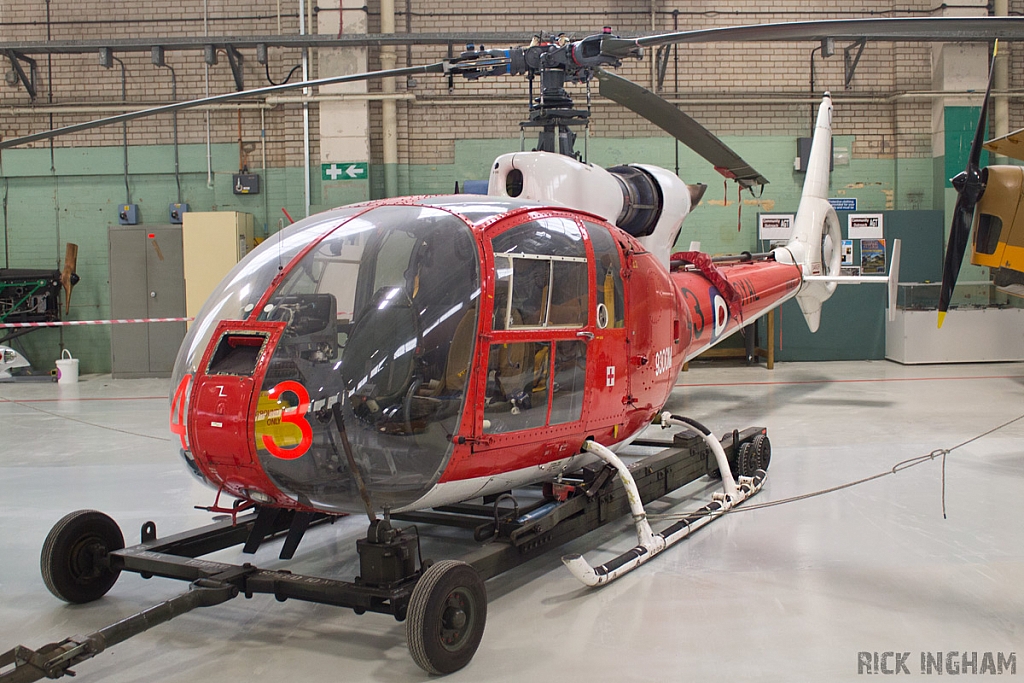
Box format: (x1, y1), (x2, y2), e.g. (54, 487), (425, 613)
(937, 41), (999, 328)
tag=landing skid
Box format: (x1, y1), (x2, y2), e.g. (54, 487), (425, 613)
(0, 423), (770, 681)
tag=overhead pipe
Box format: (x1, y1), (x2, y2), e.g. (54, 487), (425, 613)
(0, 93), (413, 116)
(381, 0), (399, 197)
(300, 0), (311, 218)
(7, 88), (1023, 118)
(994, 0), (1009, 162)
(261, 108), (269, 238)
(110, 56), (130, 205)
(154, 56), (182, 204)
(204, 0), (213, 189)
(409, 90), (1024, 106)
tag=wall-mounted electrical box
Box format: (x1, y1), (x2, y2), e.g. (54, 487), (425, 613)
(169, 203), (190, 224)
(232, 173), (260, 195)
(118, 204), (139, 225)
(795, 138), (834, 173)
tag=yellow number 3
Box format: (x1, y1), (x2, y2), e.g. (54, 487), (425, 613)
(262, 381), (313, 460)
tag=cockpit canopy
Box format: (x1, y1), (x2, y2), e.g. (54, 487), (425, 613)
(171, 196), (542, 512)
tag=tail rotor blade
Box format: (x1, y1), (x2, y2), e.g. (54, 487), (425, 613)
(595, 69), (768, 189)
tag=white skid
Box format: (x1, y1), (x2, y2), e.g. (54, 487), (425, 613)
(561, 435), (765, 587)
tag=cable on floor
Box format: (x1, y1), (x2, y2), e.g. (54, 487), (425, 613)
(0, 396), (173, 442)
(648, 411), (1024, 520)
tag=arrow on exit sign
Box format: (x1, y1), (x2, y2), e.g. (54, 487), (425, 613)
(322, 162), (368, 181)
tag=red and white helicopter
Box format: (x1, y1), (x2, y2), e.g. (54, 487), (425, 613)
(171, 90), (866, 564)
(4, 18), (1021, 680)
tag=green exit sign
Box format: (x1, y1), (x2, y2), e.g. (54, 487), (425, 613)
(322, 162), (368, 181)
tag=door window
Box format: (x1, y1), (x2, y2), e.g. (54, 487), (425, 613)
(491, 218), (588, 330)
(584, 221), (625, 329)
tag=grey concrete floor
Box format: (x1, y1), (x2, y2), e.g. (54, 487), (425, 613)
(2, 360), (1023, 682)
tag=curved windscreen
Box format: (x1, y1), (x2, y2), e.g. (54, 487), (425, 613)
(253, 205), (481, 512)
(169, 206), (368, 485)
(170, 206), (367, 401)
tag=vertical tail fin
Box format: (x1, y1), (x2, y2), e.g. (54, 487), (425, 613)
(773, 93), (842, 332)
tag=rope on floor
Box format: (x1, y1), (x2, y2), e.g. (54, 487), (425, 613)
(649, 411), (1024, 520)
(0, 396), (173, 442)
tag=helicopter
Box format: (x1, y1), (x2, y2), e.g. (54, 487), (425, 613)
(4, 17), (1023, 680)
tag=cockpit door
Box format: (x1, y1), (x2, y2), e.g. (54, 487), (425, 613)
(469, 215), (592, 461)
(579, 221), (629, 427)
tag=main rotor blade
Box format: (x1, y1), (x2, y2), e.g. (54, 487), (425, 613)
(596, 69), (768, 189)
(0, 62), (445, 150)
(601, 17), (1024, 56)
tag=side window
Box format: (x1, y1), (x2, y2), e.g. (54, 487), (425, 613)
(491, 218), (588, 330)
(549, 340), (586, 425)
(585, 221), (625, 329)
(976, 213), (1002, 256)
(482, 339), (587, 433)
(484, 341), (551, 434)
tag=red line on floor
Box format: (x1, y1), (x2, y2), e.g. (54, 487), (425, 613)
(675, 374), (1024, 388)
(0, 396), (167, 403)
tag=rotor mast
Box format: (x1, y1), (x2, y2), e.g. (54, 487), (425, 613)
(445, 28), (639, 159)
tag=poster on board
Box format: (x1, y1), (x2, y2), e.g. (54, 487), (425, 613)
(849, 213), (884, 239)
(841, 239), (854, 266)
(759, 214), (794, 240)
(861, 239), (886, 274)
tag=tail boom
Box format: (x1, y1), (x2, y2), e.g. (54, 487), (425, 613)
(670, 255), (802, 363)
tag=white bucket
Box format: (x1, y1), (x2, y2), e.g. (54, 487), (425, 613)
(56, 349), (79, 384)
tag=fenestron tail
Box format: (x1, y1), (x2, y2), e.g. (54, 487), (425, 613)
(772, 93), (842, 332)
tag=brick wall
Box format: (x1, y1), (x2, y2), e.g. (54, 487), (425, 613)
(0, 0), (1017, 167)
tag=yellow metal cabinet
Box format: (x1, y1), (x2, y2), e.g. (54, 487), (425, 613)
(182, 212), (254, 321)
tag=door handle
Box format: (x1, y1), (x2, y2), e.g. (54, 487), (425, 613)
(576, 331), (594, 341)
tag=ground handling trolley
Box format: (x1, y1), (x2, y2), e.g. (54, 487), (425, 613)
(0, 424), (770, 680)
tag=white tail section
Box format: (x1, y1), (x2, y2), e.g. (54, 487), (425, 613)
(773, 93), (842, 332)
(774, 93), (904, 329)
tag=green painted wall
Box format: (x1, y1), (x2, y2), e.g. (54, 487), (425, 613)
(944, 106), (986, 189)
(766, 210), (945, 361)
(1, 143), (313, 373)
(2, 133), (943, 373)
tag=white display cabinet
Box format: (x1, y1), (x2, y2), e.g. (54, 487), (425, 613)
(885, 282), (1024, 364)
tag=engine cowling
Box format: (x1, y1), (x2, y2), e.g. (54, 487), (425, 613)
(488, 151), (705, 268)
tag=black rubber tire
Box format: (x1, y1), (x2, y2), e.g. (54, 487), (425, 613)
(41, 510), (124, 604)
(407, 559), (487, 675)
(751, 433), (771, 472)
(736, 442), (758, 478)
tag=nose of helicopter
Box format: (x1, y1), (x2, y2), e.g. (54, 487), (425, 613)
(185, 321), (301, 507)
(171, 198), (488, 515)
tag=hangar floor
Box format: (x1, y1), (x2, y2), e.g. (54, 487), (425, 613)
(2, 360), (1023, 682)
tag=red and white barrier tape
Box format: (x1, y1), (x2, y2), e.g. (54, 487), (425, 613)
(1, 317), (193, 329)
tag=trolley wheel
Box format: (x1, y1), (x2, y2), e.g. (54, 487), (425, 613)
(736, 442), (758, 478)
(407, 560), (486, 675)
(750, 433), (771, 472)
(41, 510), (124, 604)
